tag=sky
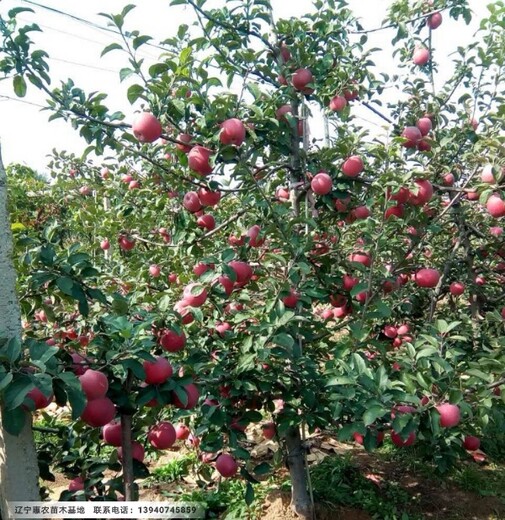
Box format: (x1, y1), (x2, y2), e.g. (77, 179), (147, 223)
(0, 0), (491, 172)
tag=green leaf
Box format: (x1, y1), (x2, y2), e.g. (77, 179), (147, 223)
(245, 482), (255, 506)
(1, 406), (26, 436)
(13, 75), (27, 97)
(119, 68), (134, 82)
(0, 372), (13, 393)
(272, 333), (294, 349)
(4, 374), (34, 410)
(133, 35), (152, 50)
(253, 462), (271, 476)
(0, 337), (22, 364)
(363, 405), (387, 426)
(127, 84), (145, 104)
(58, 372), (86, 419)
(101, 43), (123, 57)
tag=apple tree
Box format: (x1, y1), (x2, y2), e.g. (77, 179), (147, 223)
(1, 0), (505, 518)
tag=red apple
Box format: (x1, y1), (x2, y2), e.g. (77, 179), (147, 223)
(427, 12), (442, 29)
(229, 260), (253, 285)
(436, 403), (461, 428)
(102, 421), (122, 447)
(413, 47), (430, 66)
(409, 179), (433, 206)
(215, 454), (238, 477)
(188, 145), (213, 176)
(311, 172), (332, 195)
(183, 191), (203, 213)
(384, 325), (398, 338)
(215, 275), (234, 297)
(463, 435), (480, 451)
(143, 356), (173, 385)
(79, 370), (108, 400)
(282, 288), (300, 308)
(148, 421), (176, 450)
(175, 423), (190, 440)
(132, 112), (162, 143)
(342, 274), (359, 291)
(416, 117), (432, 136)
(160, 329), (186, 352)
(291, 68), (314, 94)
(81, 397), (116, 427)
(385, 205), (404, 219)
(68, 477), (84, 492)
(197, 214), (216, 231)
(149, 264), (161, 277)
(481, 165), (495, 184)
(176, 133), (192, 153)
(391, 430), (416, 447)
(486, 194), (505, 218)
(246, 224), (265, 247)
(183, 283), (208, 307)
(100, 238), (110, 251)
(443, 173), (455, 186)
(342, 155), (364, 177)
(262, 422), (276, 440)
(348, 252), (371, 267)
(172, 383), (200, 410)
(118, 441), (145, 462)
(353, 206), (371, 220)
(25, 387), (53, 410)
(329, 95), (347, 112)
(415, 268), (440, 288)
(276, 104), (292, 121)
(198, 188), (221, 207)
(450, 282), (465, 296)
(220, 118), (246, 146)
(118, 235), (135, 251)
(401, 126), (422, 148)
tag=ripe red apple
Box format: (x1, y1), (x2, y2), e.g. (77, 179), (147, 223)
(384, 325), (398, 338)
(220, 118), (246, 146)
(24, 387), (53, 410)
(172, 383), (200, 409)
(128, 180), (140, 190)
(197, 214), (216, 231)
(481, 165), (494, 183)
(118, 235), (135, 251)
(329, 95), (347, 112)
(214, 275), (234, 297)
(175, 423), (190, 440)
(143, 356), (173, 385)
(413, 47), (430, 66)
(79, 370), (108, 400)
(475, 274), (485, 286)
(342, 155), (364, 177)
(385, 205), (404, 219)
(427, 12), (443, 29)
(353, 206), (371, 220)
(279, 43), (291, 63)
(262, 422), (276, 440)
(68, 476), (84, 492)
(436, 403), (461, 428)
(176, 133), (192, 153)
(183, 283), (208, 307)
(102, 421), (122, 447)
(198, 188), (221, 207)
(443, 173), (455, 186)
(291, 68), (314, 94)
(132, 112), (162, 143)
(215, 321), (231, 337)
(416, 117), (432, 136)
(215, 453), (238, 478)
(246, 224), (265, 247)
(100, 238), (110, 251)
(401, 126), (422, 148)
(391, 430), (416, 447)
(148, 421), (176, 450)
(282, 288), (300, 308)
(348, 252), (371, 267)
(311, 172), (332, 195)
(276, 186), (290, 201)
(168, 273), (178, 284)
(193, 263), (214, 277)
(118, 441), (145, 462)
(417, 139), (431, 152)
(229, 260), (253, 285)
(183, 191), (203, 213)
(342, 274), (359, 291)
(276, 104), (292, 121)
(160, 329), (186, 352)
(149, 264), (161, 278)
(463, 435), (480, 451)
(450, 282), (465, 296)
(80, 397), (116, 427)
(415, 268), (440, 288)
(486, 194), (505, 218)
(409, 179), (433, 205)
(188, 145), (213, 176)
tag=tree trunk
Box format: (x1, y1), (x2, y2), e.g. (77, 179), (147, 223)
(0, 142), (40, 519)
(285, 426), (313, 520)
(120, 413), (137, 501)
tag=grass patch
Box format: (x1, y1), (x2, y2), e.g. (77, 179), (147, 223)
(146, 453), (198, 484)
(450, 463), (505, 501)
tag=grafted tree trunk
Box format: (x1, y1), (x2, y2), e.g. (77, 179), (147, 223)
(0, 142), (40, 519)
(285, 426), (313, 520)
